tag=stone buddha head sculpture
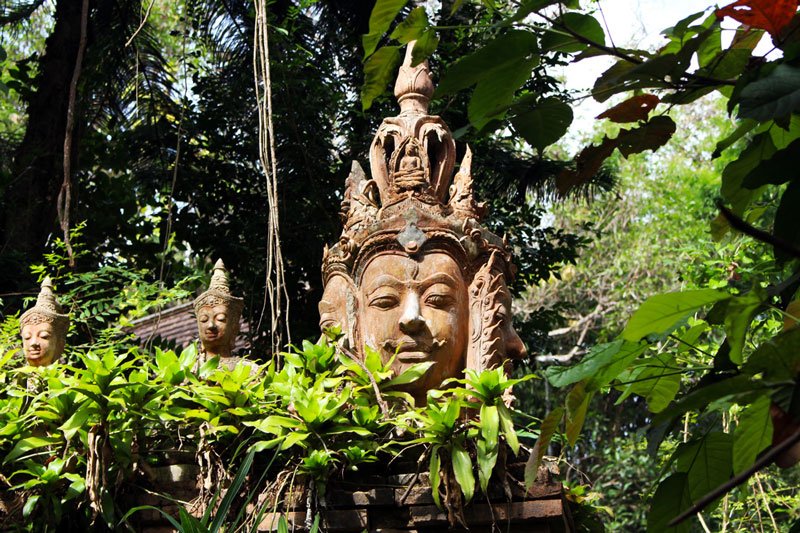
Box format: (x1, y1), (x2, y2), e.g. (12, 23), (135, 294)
(194, 259), (244, 359)
(320, 44), (527, 402)
(20, 277), (69, 367)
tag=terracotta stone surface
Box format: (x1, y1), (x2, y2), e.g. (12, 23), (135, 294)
(320, 43), (527, 400)
(19, 277), (69, 366)
(194, 259), (244, 360)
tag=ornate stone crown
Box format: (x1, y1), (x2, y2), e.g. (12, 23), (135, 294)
(324, 47), (511, 286)
(20, 277), (70, 335)
(194, 259), (244, 318)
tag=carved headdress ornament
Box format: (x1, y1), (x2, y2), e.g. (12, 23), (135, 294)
(323, 45), (511, 284)
(194, 259), (244, 318)
(20, 277), (69, 334)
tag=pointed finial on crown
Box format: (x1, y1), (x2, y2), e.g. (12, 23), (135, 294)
(210, 259), (231, 293)
(394, 41), (434, 115)
(194, 259), (244, 315)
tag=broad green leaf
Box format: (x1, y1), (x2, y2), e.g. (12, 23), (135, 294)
(385, 361), (434, 386)
(524, 406), (563, 491)
(565, 382), (590, 447)
(390, 7), (428, 44)
(774, 180), (800, 262)
(511, 97), (573, 151)
(429, 446), (442, 508)
(541, 13), (605, 54)
(363, 0), (408, 58)
(723, 288), (766, 364)
(743, 327), (800, 380)
(615, 355), (681, 413)
(451, 442), (475, 501)
(479, 404), (499, 450)
(623, 289), (731, 342)
(22, 495), (40, 518)
(544, 339), (646, 389)
(410, 30), (439, 66)
(733, 395), (773, 474)
(721, 133), (776, 215)
(60, 402), (96, 441)
(593, 60), (637, 103)
(646, 473), (692, 533)
(468, 57), (538, 130)
(652, 375), (766, 427)
(277, 516), (289, 533)
(712, 119), (757, 158)
(361, 46), (402, 111)
(498, 403), (519, 454)
(675, 432), (732, 510)
(742, 138), (800, 188)
(738, 64), (800, 121)
(435, 30), (538, 96)
(476, 439), (498, 493)
(4, 436), (59, 464)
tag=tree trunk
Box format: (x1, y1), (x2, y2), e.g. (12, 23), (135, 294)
(0, 0), (84, 294)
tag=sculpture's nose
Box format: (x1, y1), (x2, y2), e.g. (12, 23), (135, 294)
(506, 330), (527, 360)
(399, 293), (424, 334)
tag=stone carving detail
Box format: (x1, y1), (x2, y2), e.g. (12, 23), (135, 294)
(321, 42), (525, 402)
(194, 259), (244, 362)
(20, 277), (69, 366)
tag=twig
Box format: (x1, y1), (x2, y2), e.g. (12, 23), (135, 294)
(718, 201), (800, 260)
(668, 424), (800, 526)
(399, 447), (430, 505)
(124, 0), (156, 47)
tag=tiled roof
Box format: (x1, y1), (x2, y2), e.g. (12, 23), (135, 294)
(128, 301), (250, 351)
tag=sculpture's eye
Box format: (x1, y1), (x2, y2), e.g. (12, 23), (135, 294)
(23, 332), (31, 341)
(39, 331), (51, 339)
(425, 293), (453, 308)
(199, 315), (210, 323)
(215, 313), (227, 322)
(369, 293), (399, 310)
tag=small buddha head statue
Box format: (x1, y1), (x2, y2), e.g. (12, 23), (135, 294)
(194, 259), (244, 358)
(320, 43), (527, 403)
(19, 277), (69, 367)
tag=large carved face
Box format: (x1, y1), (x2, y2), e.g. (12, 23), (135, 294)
(21, 321), (63, 367)
(197, 303), (236, 357)
(359, 251), (468, 398)
(319, 273), (354, 334)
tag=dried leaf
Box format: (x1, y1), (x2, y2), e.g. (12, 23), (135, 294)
(596, 94), (660, 123)
(715, 0), (798, 37)
(555, 136), (618, 196)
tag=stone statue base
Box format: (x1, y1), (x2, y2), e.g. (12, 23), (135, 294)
(254, 460), (574, 532)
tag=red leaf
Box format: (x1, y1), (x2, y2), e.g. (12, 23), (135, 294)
(596, 94), (660, 123)
(556, 137), (619, 196)
(716, 0), (798, 37)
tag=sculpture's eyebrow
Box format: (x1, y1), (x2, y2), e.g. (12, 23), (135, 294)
(365, 275), (404, 296)
(417, 273), (459, 290)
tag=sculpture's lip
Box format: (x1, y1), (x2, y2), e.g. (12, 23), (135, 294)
(26, 351), (46, 362)
(396, 351), (432, 362)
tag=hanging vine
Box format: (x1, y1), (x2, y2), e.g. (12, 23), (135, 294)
(253, 1), (290, 355)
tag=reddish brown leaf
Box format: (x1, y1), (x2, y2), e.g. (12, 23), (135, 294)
(616, 116), (677, 157)
(716, 0), (798, 37)
(596, 94), (660, 123)
(556, 137), (619, 196)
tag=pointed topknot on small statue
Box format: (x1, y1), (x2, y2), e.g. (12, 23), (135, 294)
(320, 42), (526, 404)
(20, 277), (70, 367)
(194, 259), (244, 359)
